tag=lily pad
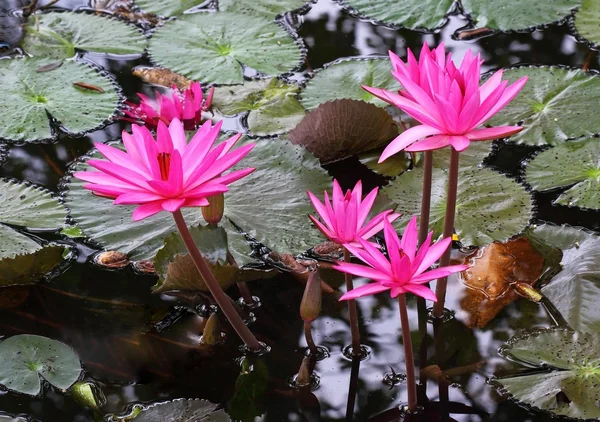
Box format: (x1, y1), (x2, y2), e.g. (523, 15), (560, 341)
(339, 0), (454, 30)
(533, 224), (600, 333)
(300, 57), (399, 110)
(148, 12), (303, 85)
(110, 398), (230, 421)
(0, 334), (82, 396)
(526, 137), (600, 210)
(461, 0), (579, 31)
(212, 78), (305, 136)
(135, 0), (208, 16)
(495, 328), (600, 420)
(0, 58), (120, 143)
(218, 0), (311, 17)
(383, 166), (533, 246)
(488, 66), (600, 146)
(22, 12), (146, 59)
(573, 0), (600, 49)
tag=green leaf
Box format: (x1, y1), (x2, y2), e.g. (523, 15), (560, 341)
(218, 0), (311, 18)
(461, 0), (579, 31)
(213, 78), (305, 137)
(228, 357), (269, 422)
(383, 165), (533, 246)
(533, 224), (600, 333)
(0, 179), (66, 229)
(495, 328), (600, 420)
(300, 57), (399, 110)
(359, 149), (411, 177)
(148, 12), (303, 85)
(22, 12), (146, 59)
(573, 0), (600, 49)
(0, 240), (65, 287)
(110, 398), (230, 421)
(135, 0), (207, 16)
(340, 0), (454, 30)
(0, 58), (120, 143)
(526, 137), (600, 209)
(488, 67), (600, 146)
(0, 334), (81, 396)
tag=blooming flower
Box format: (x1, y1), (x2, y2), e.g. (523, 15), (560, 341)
(335, 217), (468, 301)
(307, 179), (401, 246)
(363, 43), (528, 162)
(123, 82), (214, 130)
(74, 118), (254, 221)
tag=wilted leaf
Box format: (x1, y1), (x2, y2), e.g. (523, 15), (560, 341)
(228, 357), (269, 422)
(132, 66), (193, 90)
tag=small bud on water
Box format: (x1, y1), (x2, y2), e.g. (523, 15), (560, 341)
(300, 270), (322, 322)
(202, 193), (225, 225)
(201, 312), (223, 345)
(296, 356), (312, 387)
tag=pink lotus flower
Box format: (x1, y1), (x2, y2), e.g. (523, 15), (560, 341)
(363, 43), (528, 162)
(74, 118), (254, 221)
(335, 217), (468, 301)
(123, 82), (214, 131)
(307, 179), (401, 246)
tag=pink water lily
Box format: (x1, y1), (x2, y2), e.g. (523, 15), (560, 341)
(363, 43), (527, 162)
(123, 82), (214, 130)
(335, 217), (468, 301)
(307, 180), (401, 246)
(74, 118), (254, 221)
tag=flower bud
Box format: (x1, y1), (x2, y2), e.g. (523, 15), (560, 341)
(296, 356), (312, 387)
(300, 270), (322, 323)
(202, 193), (225, 225)
(201, 312), (223, 345)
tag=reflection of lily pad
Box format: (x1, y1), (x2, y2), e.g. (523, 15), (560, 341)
(113, 398), (230, 421)
(213, 78), (305, 136)
(22, 12), (146, 59)
(0, 334), (82, 396)
(300, 58), (399, 110)
(526, 137), (600, 210)
(383, 166), (533, 246)
(495, 328), (600, 420)
(0, 58), (120, 143)
(488, 67), (600, 146)
(135, 0), (207, 16)
(218, 0), (311, 18)
(148, 12), (303, 85)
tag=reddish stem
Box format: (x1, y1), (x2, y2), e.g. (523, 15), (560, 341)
(343, 247), (361, 355)
(398, 294), (417, 412)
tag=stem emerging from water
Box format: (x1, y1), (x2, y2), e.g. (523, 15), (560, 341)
(398, 294), (417, 412)
(172, 210), (261, 350)
(343, 247), (362, 355)
(304, 321), (318, 356)
(433, 148), (460, 318)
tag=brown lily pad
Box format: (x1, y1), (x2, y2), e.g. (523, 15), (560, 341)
(288, 99), (398, 164)
(132, 66), (193, 90)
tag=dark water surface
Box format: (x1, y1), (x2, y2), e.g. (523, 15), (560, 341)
(0, 1), (599, 421)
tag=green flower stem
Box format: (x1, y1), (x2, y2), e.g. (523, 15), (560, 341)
(398, 294), (417, 412)
(433, 147), (460, 318)
(344, 247), (362, 355)
(172, 210), (261, 350)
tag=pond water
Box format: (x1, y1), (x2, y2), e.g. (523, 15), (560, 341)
(0, 0), (599, 421)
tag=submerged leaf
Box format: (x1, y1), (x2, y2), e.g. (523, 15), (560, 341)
(288, 99), (397, 164)
(218, 0), (311, 18)
(228, 358), (269, 421)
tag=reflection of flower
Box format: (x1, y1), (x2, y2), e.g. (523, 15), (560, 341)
(123, 82), (214, 130)
(307, 179), (400, 247)
(335, 217), (468, 301)
(363, 43), (527, 161)
(75, 118), (254, 221)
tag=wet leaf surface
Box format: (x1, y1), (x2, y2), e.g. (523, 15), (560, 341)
(134, 0), (207, 16)
(112, 398), (230, 421)
(572, 0), (600, 49)
(227, 357), (269, 421)
(218, 0), (311, 18)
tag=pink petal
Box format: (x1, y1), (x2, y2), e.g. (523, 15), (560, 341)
(132, 201), (164, 221)
(333, 262), (392, 282)
(309, 214), (335, 242)
(168, 118), (188, 153)
(356, 186), (378, 228)
(415, 237), (452, 274)
(411, 265), (469, 284)
(390, 286), (408, 298)
(449, 136), (470, 152)
(474, 76), (528, 126)
(114, 192), (165, 204)
(403, 284), (437, 301)
(161, 198), (186, 212)
(405, 135), (451, 152)
(400, 216), (418, 260)
(379, 125), (442, 162)
(466, 126), (523, 141)
(339, 282), (390, 300)
(307, 190), (334, 229)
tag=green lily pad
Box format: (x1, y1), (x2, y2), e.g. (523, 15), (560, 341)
(359, 149), (411, 177)
(383, 166), (533, 246)
(22, 12), (146, 59)
(340, 0), (454, 30)
(495, 328), (600, 420)
(109, 398), (230, 421)
(526, 137), (600, 210)
(218, 0), (311, 18)
(488, 66), (600, 146)
(0, 334), (82, 396)
(0, 58), (120, 143)
(533, 224), (600, 333)
(148, 12), (303, 85)
(300, 57), (399, 111)
(573, 0), (600, 49)
(135, 0), (207, 16)
(212, 78), (305, 137)
(461, 0), (579, 31)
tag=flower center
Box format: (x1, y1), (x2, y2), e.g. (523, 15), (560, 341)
(157, 153), (171, 181)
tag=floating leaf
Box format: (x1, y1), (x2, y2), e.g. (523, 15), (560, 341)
(339, 0), (454, 30)
(300, 58), (399, 110)
(573, 0), (600, 49)
(533, 224), (600, 333)
(148, 12), (303, 85)
(461, 0), (579, 32)
(218, 0), (311, 18)
(135, 0), (207, 16)
(495, 328), (600, 420)
(213, 78), (305, 136)
(0, 58), (120, 143)
(383, 166), (533, 246)
(228, 357), (269, 421)
(132, 66), (193, 90)
(0, 334), (82, 396)
(358, 149), (410, 177)
(110, 398), (230, 421)
(288, 99), (397, 164)
(525, 137), (600, 210)
(22, 12), (146, 59)
(0, 179), (66, 229)
(488, 67), (600, 146)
